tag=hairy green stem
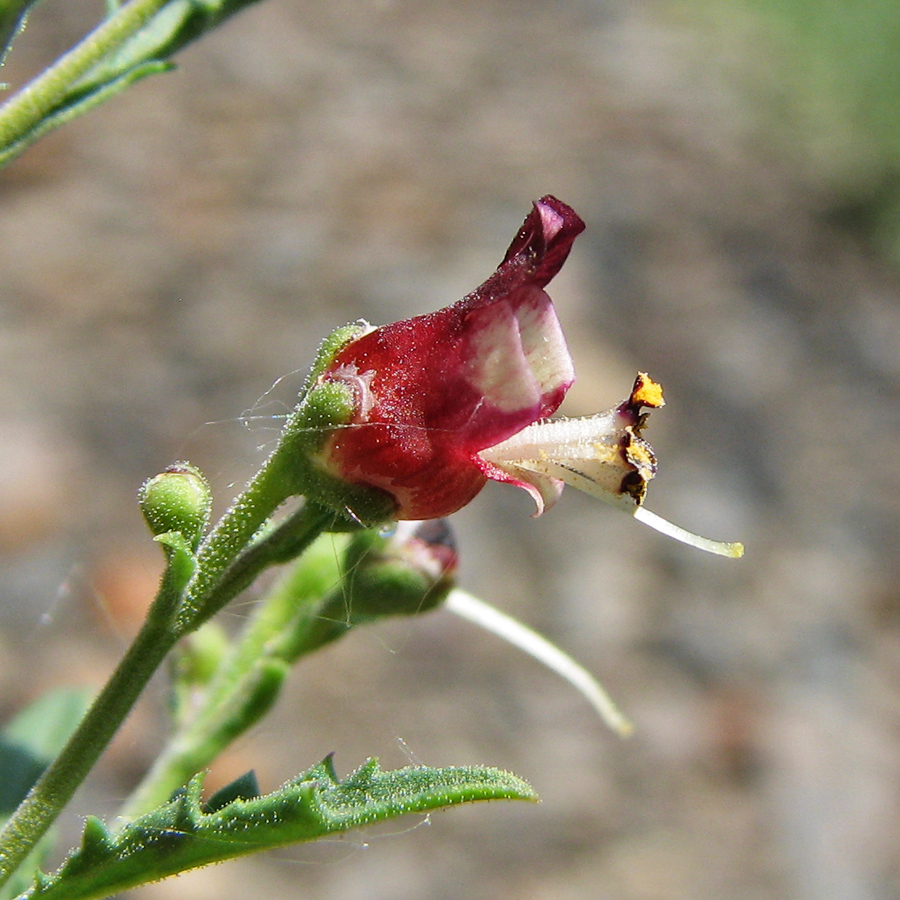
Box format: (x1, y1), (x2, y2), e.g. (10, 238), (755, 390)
(173, 446), (308, 634)
(120, 513), (338, 818)
(0, 547), (188, 888)
(0, 0), (168, 148)
(0, 442), (306, 885)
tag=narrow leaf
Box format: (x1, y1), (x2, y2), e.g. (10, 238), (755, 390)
(0, 62), (171, 168)
(0, 0), (35, 67)
(26, 758), (536, 900)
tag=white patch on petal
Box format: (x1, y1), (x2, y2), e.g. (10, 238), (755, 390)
(465, 287), (574, 415)
(514, 288), (575, 399)
(466, 304), (540, 413)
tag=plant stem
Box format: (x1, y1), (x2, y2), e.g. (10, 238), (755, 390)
(173, 445), (307, 634)
(0, 0), (168, 149)
(0, 339), (375, 880)
(0, 443), (302, 886)
(0, 555), (185, 889)
(120, 514), (338, 819)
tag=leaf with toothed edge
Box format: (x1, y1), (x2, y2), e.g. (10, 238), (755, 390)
(23, 758), (536, 900)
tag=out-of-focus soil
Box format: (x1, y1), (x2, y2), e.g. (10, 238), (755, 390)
(2, 2), (900, 899)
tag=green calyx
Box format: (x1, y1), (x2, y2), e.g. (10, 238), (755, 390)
(332, 524), (456, 621)
(273, 523), (457, 658)
(276, 322), (396, 527)
(301, 322), (373, 390)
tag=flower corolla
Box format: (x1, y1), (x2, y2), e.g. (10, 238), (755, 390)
(314, 196), (742, 557)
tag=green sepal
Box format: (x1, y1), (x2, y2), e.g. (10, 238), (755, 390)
(147, 531), (197, 626)
(27, 759), (536, 900)
(331, 526), (453, 620)
(300, 323), (371, 393)
(267, 320), (395, 526)
(287, 379), (357, 456)
(271, 524), (455, 660)
(152, 532), (196, 592)
(279, 376), (396, 528)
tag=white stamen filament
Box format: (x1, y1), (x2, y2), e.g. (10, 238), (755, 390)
(444, 589), (632, 736)
(634, 506), (744, 558)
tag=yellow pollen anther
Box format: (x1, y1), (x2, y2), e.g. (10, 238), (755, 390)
(630, 372), (665, 410)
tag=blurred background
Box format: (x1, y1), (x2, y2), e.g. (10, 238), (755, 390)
(2, 1), (900, 898)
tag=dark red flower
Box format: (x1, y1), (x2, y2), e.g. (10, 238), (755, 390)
(314, 196), (584, 520)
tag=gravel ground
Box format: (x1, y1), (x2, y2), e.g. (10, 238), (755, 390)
(2, 2), (900, 899)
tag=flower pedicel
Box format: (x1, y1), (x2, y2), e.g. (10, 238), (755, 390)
(312, 196), (742, 558)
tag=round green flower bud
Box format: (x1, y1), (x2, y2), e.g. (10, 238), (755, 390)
(138, 462), (212, 552)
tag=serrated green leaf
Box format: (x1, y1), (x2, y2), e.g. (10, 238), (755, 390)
(26, 758), (536, 900)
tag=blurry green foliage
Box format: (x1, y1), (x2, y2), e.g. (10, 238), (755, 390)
(691, 0), (900, 264)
